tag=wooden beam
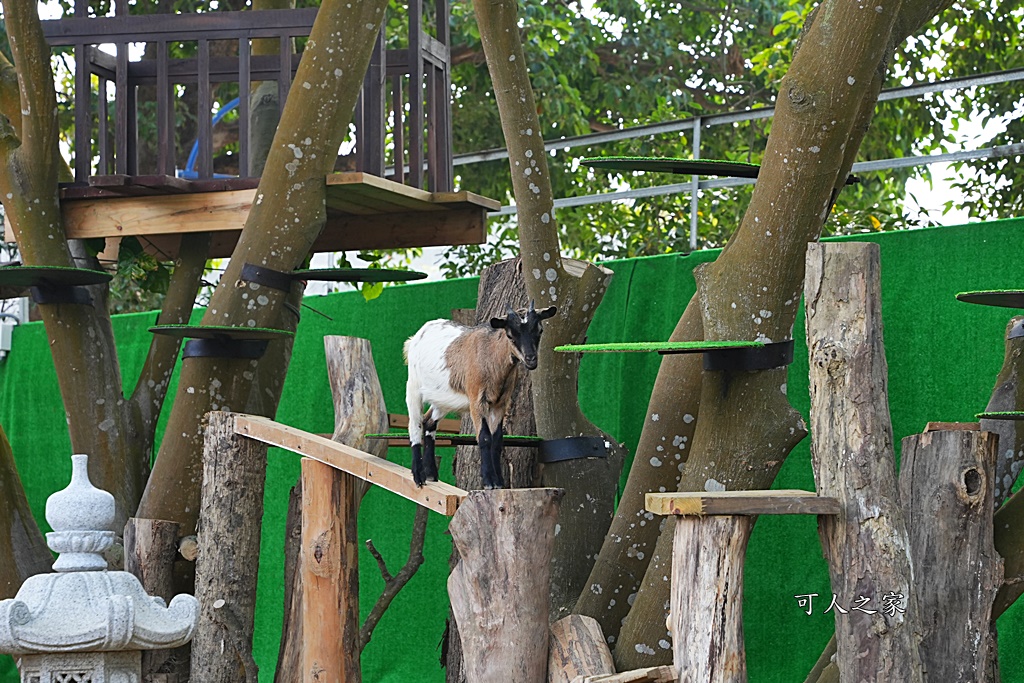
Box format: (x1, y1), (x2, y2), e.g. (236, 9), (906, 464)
(234, 414), (466, 515)
(645, 489), (839, 516)
(573, 666), (677, 683)
(924, 421), (980, 432)
(389, 412), (461, 433)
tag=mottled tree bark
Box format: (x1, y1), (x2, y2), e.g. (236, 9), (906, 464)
(982, 317), (1024, 507)
(469, 0), (626, 625)
(548, 615), (615, 683)
(805, 242), (922, 683)
(0, 425), (50, 600)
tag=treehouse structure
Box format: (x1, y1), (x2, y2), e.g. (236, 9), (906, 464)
(7, 0), (498, 259)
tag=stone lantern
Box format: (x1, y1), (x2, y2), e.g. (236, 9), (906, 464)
(0, 454), (198, 683)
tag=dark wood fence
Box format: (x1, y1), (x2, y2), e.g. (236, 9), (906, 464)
(44, 0), (453, 190)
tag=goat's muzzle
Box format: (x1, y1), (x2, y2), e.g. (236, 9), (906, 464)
(524, 356), (538, 370)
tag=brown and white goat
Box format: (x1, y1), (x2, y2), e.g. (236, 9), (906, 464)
(403, 302), (556, 488)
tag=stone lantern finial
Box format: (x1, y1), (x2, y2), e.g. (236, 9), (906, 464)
(0, 454), (199, 683)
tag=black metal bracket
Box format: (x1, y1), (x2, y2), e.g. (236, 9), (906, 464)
(30, 285), (93, 306)
(240, 263), (293, 293)
(703, 339), (794, 372)
(182, 338), (270, 360)
(539, 436), (610, 463)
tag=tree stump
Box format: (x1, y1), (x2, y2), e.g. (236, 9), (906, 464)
(448, 488), (562, 683)
(548, 615), (615, 683)
(804, 242), (923, 683)
(191, 411), (268, 683)
(900, 429), (1002, 681)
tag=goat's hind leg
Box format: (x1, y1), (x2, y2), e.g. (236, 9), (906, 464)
(422, 407), (441, 483)
(489, 420), (506, 489)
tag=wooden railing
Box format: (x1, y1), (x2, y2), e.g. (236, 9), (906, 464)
(45, 0), (453, 190)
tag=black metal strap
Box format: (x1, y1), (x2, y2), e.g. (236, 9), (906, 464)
(182, 338), (270, 360)
(30, 285), (93, 306)
(703, 339), (794, 372)
(539, 436), (609, 463)
(240, 263), (293, 292)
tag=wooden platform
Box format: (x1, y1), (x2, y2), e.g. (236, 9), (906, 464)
(8, 173), (499, 260)
(646, 489), (840, 516)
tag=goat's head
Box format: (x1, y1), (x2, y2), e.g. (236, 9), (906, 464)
(490, 301), (557, 370)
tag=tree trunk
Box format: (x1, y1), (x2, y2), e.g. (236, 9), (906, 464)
(125, 518), (182, 680)
(469, 0), (626, 624)
(805, 242), (923, 683)
(448, 488), (562, 683)
(273, 483), (303, 683)
(138, 0), (391, 538)
(581, 0), (905, 655)
(899, 429), (1001, 682)
(548, 615), (615, 683)
(301, 458), (360, 683)
(981, 316), (1024, 507)
(191, 412), (268, 683)
(0, 424), (50, 600)
(669, 515), (752, 682)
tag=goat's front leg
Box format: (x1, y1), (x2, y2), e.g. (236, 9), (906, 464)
(478, 418), (499, 489)
(489, 420), (505, 489)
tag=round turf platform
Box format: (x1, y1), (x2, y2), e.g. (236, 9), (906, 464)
(292, 268), (427, 283)
(148, 325), (294, 340)
(956, 290), (1024, 309)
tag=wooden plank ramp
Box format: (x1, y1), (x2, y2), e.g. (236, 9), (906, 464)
(12, 173), (500, 260)
(234, 414), (466, 516)
(646, 489), (840, 516)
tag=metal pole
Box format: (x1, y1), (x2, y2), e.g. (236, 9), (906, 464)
(689, 117), (701, 251)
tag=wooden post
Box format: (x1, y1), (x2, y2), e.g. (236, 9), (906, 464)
(273, 484), (303, 683)
(448, 488), (562, 683)
(899, 429), (1002, 681)
(124, 517), (181, 680)
(291, 336), (387, 683)
(548, 615), (615, 683)
(646, 491), (837, 683)
(301, 458), (360, 683)
(190, 411), (268, 683)
(804, 242), (923, 683)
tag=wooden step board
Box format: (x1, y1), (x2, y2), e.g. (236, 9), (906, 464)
(234, 414), (466, 515)
(14, 173), (500, 260)
(646, 489), (840, 516)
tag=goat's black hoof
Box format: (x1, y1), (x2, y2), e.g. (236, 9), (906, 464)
(484, 483), (499, 490)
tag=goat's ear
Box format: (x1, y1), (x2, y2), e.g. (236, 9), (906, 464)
(537, 306), (557, 320)
(490, 316), (508, 329)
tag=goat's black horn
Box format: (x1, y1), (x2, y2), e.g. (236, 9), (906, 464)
(529, 300), (536, 314)
(506, 302), (516, 317)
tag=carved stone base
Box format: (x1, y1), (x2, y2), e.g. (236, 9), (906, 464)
(18, 648), (141, 683)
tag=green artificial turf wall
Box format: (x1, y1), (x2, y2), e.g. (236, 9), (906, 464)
(2, 218), (1024, 681)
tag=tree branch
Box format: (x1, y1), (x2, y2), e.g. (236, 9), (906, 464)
(131, 232), (212, 426)
(358, 505), (428, 653)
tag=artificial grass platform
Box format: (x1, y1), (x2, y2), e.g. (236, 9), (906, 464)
(366, 431), (543, 445)
(0, 265), (112, 287)
(957, 290), (1024, 308)
(582, 156), (761, 178)
(978, 411), (1024, 421)
(148, 324), (295, 340)
(555, 340), (764, 354)
(293, 268), (427, 283)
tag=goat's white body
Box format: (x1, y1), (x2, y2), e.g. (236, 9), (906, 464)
(404, 320), (473, 444)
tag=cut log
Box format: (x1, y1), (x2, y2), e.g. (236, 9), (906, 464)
(573, 666), (677, 683)
(125, 518), (180, 680)
(669, 514), (752, 682)
(448, 488), (562, 683)
(301, 458), (360, 683)
(273, 483), (303, 683)
(549, 615), (615, 683)
(899, 429), (1002, 681)
(191, 411), (268, 683)
(804, 242), (923, 683)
